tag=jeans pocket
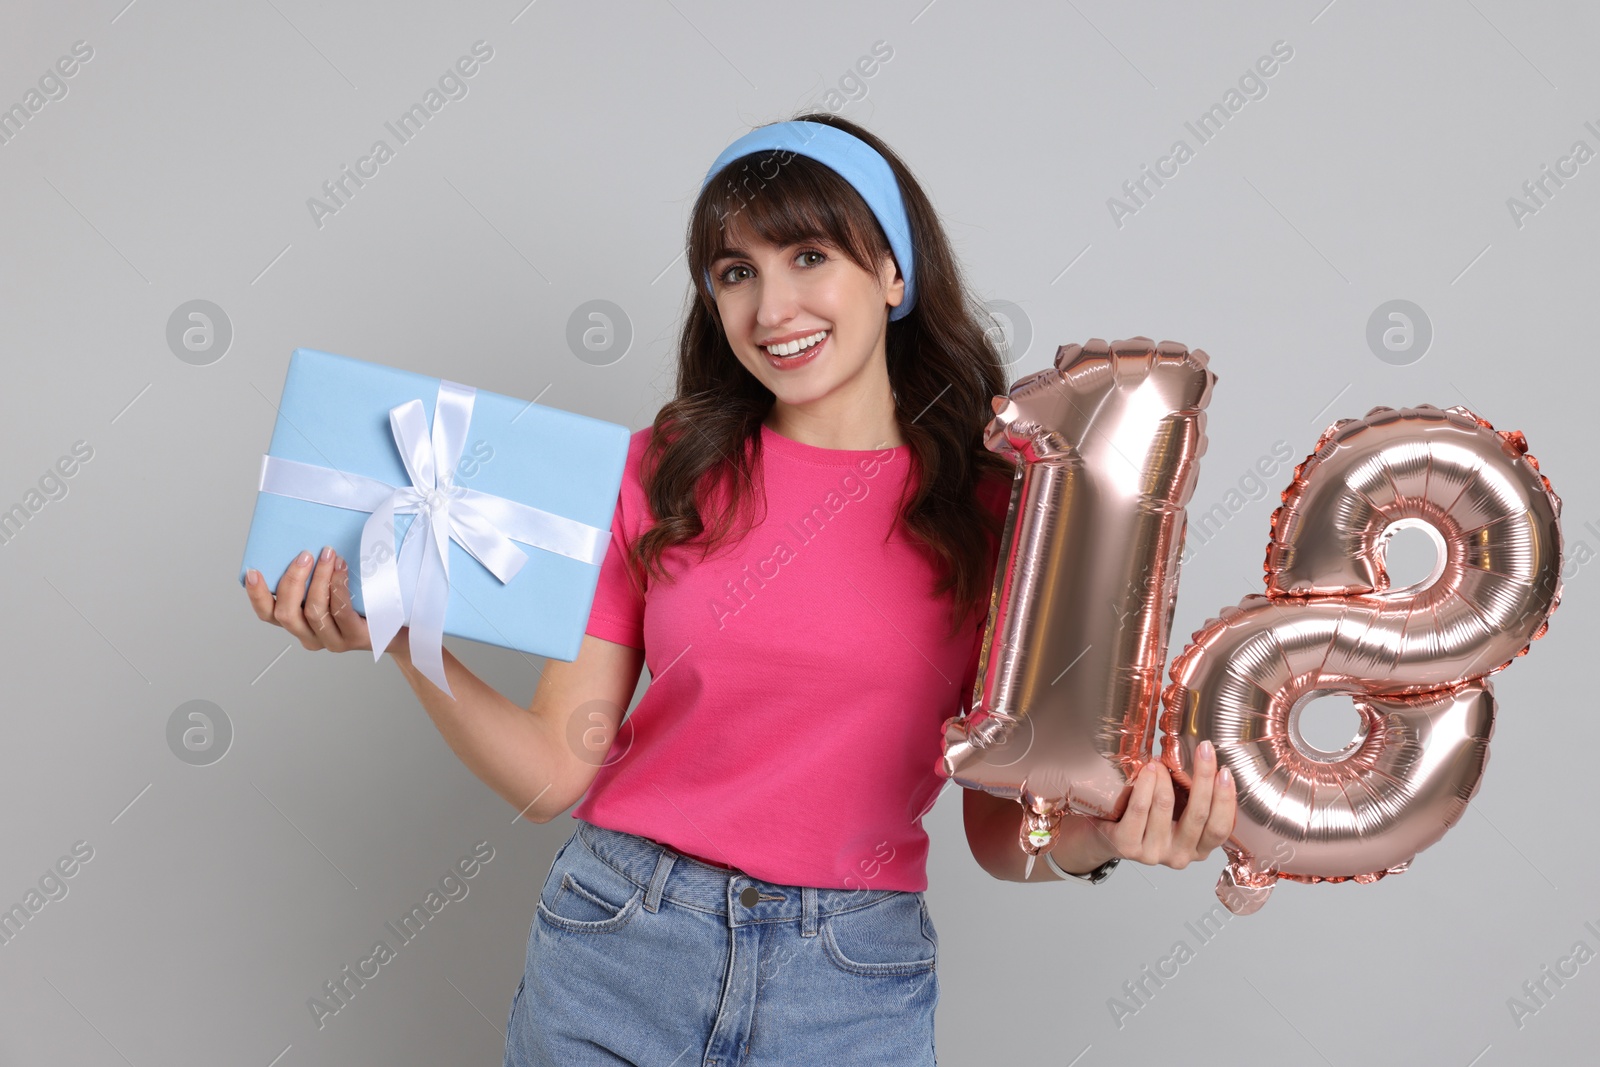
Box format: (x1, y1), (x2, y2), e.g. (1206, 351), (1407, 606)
(542, 832), (576, 888)
(821, 892), (937, 977)
(535, 843), (645, 934)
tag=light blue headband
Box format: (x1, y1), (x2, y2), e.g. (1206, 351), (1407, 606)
(698, 120), (917, 321)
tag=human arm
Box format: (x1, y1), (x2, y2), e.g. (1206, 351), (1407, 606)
(389, 629), (644, 823)
(961, 740), (1237, 882)
(964, 788), (1121, 882)
(243, 546), (645, 823)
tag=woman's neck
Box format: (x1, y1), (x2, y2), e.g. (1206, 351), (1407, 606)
(764, 397), (904, 450)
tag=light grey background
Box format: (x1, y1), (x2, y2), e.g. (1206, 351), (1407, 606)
(2, 1), (1594, 1064)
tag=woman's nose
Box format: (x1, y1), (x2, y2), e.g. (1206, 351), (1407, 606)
(755, 271), (801, 326)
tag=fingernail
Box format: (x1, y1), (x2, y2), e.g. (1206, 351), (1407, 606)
(1199, 740), (1213, 760)
(246, 569), (258, 586)
(334, 555), (347, 572)
(319, 545), (333, 562)
(1220, 768), (1233, 786)
(294, 550), (312, 566)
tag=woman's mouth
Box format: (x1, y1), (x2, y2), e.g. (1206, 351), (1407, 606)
(761, 329), (828, 371)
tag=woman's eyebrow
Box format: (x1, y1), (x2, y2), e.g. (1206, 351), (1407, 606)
(710, 236), (833, 264)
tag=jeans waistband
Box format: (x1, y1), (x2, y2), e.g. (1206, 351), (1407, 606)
(574, 819), (908, 933)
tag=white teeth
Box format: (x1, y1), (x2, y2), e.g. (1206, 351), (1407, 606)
(763, 330), (828, 357)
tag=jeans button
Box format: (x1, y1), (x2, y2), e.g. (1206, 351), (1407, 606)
(739, 886), (759, 907)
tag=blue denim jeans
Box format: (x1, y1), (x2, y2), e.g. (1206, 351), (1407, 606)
(504, 818), (939, 1066)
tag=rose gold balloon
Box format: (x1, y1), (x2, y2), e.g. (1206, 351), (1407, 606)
(940, 337), (1216, 864)
(1161, 404), (1563, 914)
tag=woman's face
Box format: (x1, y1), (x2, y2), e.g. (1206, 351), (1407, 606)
(709, 226), (904, 413)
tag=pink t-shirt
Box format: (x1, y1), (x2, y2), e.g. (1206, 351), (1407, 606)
(571, 421), (1010, 891)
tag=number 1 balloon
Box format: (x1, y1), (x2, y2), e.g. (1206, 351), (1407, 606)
(1161, 404), (1563, 914)
(940, 337), (1216, 875)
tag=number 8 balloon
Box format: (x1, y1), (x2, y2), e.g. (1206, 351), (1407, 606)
(1161, 404), (1563, 914)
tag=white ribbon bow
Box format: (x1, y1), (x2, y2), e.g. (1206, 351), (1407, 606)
(257, 379), (610, 697)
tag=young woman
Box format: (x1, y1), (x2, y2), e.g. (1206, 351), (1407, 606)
(244, 111), (1236, 1066)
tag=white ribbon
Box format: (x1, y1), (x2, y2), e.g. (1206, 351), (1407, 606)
(257, 379), (610, 697)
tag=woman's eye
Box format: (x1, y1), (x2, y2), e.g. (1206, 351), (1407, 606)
(717, 249), (825, 286)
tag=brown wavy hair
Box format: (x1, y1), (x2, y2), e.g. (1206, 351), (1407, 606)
(632, 110), (1013, 640)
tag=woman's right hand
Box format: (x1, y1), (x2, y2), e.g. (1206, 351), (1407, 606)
(244, 546), (409, 656)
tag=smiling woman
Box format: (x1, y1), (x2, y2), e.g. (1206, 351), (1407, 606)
(237, 107), (1219, 1067)
(709, 227), (906, 432)
(493, 111), (1021, 1067)
(658, 113), (1012, 613)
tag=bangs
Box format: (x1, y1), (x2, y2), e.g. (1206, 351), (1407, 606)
(690, 150), (888, 299)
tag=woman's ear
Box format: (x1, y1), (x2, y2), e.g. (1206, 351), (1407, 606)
(881, 254), (906, 311)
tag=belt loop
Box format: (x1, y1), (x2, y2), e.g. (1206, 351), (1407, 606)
(644, 848), (675, 913)
(801, 885), (818, 937)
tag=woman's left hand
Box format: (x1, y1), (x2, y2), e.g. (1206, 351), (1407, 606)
(1091, 740), (1237, 869)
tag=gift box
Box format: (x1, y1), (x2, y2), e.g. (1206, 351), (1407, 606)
(239, 347), (630, 696)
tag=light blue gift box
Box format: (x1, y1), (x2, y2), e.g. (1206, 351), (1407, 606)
(238, 347), (629, 664)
